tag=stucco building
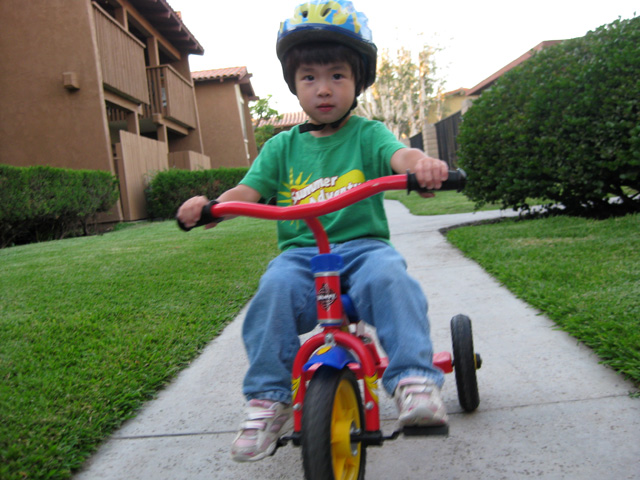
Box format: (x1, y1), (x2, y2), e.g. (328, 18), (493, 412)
(0, 0), (257, 221)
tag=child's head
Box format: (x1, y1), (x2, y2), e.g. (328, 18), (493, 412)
(276, 0), (377, 96)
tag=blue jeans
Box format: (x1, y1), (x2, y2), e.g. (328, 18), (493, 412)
(242, 238), (445, 403)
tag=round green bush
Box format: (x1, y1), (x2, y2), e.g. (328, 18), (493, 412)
(457, 16), (640, 217)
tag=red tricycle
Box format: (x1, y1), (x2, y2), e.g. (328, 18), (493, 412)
(179, 169), (481, 480)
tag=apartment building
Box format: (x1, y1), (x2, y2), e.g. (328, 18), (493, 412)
(1, 0), (212, 221)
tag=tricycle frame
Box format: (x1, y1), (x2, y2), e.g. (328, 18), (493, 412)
(189, 171), (478, 478)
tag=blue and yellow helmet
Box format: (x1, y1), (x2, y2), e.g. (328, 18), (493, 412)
(277, 0), (377, 90)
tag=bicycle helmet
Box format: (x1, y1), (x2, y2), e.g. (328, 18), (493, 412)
(277, 0), (377, 94)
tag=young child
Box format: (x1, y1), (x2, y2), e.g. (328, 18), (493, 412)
(177, 0), (450, 463)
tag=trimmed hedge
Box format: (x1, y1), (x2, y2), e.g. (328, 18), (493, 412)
(145, 167), (249, 219)
(0, 165), (119, 248)
(457, 16), (640, 217)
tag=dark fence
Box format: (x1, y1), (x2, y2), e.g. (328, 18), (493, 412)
(409, 132), (424, 150)
(435, 111), (462, 168)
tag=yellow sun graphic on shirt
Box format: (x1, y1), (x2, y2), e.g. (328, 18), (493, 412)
(278, 168), (313, 227)
(279, 168), (313, 207)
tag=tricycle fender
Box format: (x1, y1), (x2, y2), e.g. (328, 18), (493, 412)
(303, 345), (358, 372)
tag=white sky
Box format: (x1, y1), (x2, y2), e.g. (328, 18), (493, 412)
(168, 0), (638, 113)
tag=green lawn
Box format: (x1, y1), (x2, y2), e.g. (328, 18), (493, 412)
(446, 214), (640, 388)
(1, 192), (638, 480)
(0, 218), (279, 480)
(385, 189), (502, 215)
(388, 190), (639, 388)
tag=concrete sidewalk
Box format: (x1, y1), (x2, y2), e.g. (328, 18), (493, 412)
(75, 201), (640, 480)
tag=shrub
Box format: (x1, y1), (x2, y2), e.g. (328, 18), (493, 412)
(457, 16), (640, 217)
(145, 167), (248, 219)
(0, 165), (119, 247)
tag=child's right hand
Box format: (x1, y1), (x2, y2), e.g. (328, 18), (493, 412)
(177, 196), (217, 230)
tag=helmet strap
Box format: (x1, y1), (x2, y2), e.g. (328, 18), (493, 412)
(298, 122), (327, 133)
(299, 98), (358, 134)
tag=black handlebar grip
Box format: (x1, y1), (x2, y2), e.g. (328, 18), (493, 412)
(176, 200), (223, 232)
(407, 168), (467, 194)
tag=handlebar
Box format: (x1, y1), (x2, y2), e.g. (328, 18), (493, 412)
(407, 168), (466, 195)
(177, 169), (466, 232)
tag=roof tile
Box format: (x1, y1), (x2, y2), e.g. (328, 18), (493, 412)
(257, 111), (308, 128)
(191, 67), (250, 82)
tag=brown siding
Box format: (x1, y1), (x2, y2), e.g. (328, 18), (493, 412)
(93, 3), (149, 104)
(115, 131), (168, 221)
(195, 82), (250, 168)
(0, 0), (113, 174)
(146, 65), (197, 128)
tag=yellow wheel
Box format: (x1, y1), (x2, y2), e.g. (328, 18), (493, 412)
(302, 366), (365, 480)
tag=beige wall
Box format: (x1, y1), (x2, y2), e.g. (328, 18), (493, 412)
(426, 91), (470, 124)
(439, 94), (466, 120)
(0, 0), (113, 174)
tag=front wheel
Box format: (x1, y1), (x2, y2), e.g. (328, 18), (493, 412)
(451, 314), (480, 412)
(301, 366), (366, 480)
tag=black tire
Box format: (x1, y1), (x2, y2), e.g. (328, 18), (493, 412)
(301, 366), (366, 480)
(451, 314), (480, 412)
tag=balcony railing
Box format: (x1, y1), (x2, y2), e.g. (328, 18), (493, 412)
(146, 65), (197, 129)
(93, 3), (149, 104)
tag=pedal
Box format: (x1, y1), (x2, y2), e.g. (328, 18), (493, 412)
(402, 424), (449, 437)
(277, 432), (301, 449)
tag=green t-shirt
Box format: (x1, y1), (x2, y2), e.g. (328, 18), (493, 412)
(240, 115), (405, 251)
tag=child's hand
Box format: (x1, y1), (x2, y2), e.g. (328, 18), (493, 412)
(391, 148), (449, 197)
(413, 155), (449, 189)
(177, 196), (216, 229)
(412, 155), (449, 197)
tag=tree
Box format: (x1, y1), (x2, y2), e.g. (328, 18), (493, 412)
(457, 16), (640, 217)
(250, 95), (282, 151)
(357, 45), (442, 139)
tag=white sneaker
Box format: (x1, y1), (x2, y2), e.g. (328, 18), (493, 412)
(394, 376), (449, 427)
(231, 399), (293, 462)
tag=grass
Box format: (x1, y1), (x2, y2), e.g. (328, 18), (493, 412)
(446, 214), (640, 387)
(385, 189), (502, 215)
(2, 191), (638, 479)
(0, 218), (279, 480)
(387, 190), (639, 387)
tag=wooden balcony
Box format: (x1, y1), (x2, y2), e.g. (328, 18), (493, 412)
(146, 65), (197, 129)
(93, 3), (149, 105)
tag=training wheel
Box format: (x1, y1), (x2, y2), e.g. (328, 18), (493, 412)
(450, 314), (480, 412)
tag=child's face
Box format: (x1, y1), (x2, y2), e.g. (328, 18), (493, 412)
(294, 61), (356, 130)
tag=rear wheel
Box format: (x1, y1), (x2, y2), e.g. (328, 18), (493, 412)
(451, 314), (480, 412)
(301, 366), (366, 480)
